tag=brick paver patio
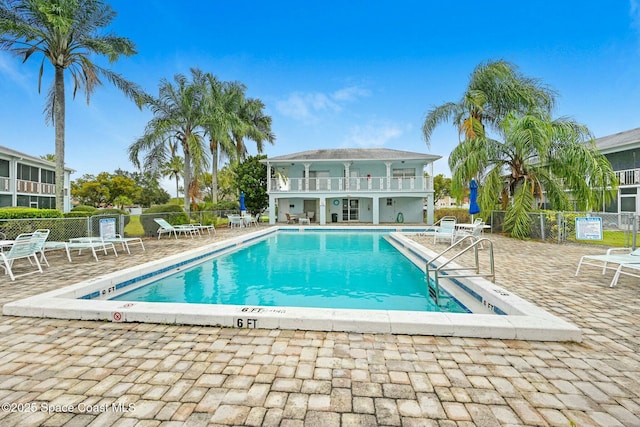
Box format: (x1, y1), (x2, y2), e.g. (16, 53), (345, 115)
(0, 225), (639, 426)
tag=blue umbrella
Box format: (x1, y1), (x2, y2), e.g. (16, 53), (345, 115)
(239, 192), (246, 212)
(468, 179), (480, 220)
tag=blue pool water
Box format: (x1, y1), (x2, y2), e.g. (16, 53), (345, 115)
(112, 232), (467, 313)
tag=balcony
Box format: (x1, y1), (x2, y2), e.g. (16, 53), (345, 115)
(16, 179), (55, 195)
(616, 168), (640, 186)
(269, 175), (433, 193)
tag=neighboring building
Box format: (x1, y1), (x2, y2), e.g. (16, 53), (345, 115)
(261, 148), (441, 225)
(0, 145), (74, 212)
(594, 128), (640, 214)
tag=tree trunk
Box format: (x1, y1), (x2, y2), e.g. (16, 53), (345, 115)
(211, 139), (219, 204)
(175, 176), (179, 200)
(183, 145), (191, 213)
(54, 66), (65, 212)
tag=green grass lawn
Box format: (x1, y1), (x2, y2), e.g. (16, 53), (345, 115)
(124, 215), (144, 237)
(569, 230), (631, 248)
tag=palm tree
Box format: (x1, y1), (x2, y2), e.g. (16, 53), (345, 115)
(0, 0), (143, 211)
(449, 112), (617, 238)
(160, 143), (184, 199)
(422, 60), (556, 147)
(129, 70), (209, 212)
(202, 75), (242, 204)
(232, 97), (275, 160)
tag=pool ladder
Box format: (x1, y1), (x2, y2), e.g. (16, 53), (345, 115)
(426, 236), (495, 306)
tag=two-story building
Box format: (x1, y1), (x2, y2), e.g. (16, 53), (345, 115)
(0, 145), (73, 212)
(261, 148), (440, 225)
(594, 128), (640, 214)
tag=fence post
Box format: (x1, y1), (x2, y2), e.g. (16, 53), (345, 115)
(556, 212), (563, 244)
(539, 213), (545, 241)
(633, 213), (638, 251)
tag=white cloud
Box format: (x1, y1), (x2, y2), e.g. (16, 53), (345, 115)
(276, 91), (340, 122)
(276, 85), (370, 122)
(331, 85), (371, 102)
(342, 122), (404, 148)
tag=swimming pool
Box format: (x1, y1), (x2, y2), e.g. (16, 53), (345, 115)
(3, 226), (582, 341)
(111, 232), (468, 313)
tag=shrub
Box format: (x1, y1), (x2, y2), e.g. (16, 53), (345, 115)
(72, 205), (98, 213)
(434, 208), (473, 223)
(140, 204), (188, 237)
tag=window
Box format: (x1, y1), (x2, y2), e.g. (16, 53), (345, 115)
(41, 169), (55, 184)
(392, 168), (415, 178)
(0, 159), (9, 178)
(0, 194), (11, 207)
(17, 163), (38, 182)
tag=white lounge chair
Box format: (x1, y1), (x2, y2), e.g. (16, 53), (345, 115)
(434, 217), (457, 244)
(67, 220), (145, 254)
(43, 239), (117, 262)
(575, 247), (640, 286)
(192, 222), (216, 235)
(610, 262), (640, 287)
(154, 218), (198, 239)
(0, 232), (43, 280)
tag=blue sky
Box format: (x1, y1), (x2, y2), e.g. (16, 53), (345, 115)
(1, 1), (640, 188)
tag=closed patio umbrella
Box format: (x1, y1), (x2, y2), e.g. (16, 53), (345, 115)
(239, 192), (246, 213)
(469, 179), (480, 221)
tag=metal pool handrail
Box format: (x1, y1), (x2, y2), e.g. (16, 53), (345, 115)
(426, 237), (495, 305)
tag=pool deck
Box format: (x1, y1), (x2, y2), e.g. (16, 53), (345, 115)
(0, 225), (639, 426)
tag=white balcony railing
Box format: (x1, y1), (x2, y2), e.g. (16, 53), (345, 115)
(15, 179), (56, 195)
(0, 177), (9, 192)
(269, 176), (433, 193)
(616, 168), (640, 185)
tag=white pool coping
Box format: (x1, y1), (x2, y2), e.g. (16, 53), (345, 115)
(3, 226), (581, 342)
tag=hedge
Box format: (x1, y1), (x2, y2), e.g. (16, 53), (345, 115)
(0, 207), (63, 219)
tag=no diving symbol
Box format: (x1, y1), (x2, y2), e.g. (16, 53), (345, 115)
(113, 312), (122, 322)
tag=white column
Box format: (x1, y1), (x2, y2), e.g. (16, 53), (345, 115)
(385, 162), (392, 190)
(266, 163), (272, 192)
(304, 163), (310, 192)
(319, 197), (327, 225)
(372, 196), (380, 225)
(344, 162), (351, 191)
(426, 194), (434, 225)
(269, 195), (277, 224)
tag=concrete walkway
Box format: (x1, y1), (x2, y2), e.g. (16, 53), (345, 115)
(0, 226), (638, 426)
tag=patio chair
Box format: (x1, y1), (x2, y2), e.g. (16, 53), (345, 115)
(242, 214), (258, 227)
(419, 216), (455, 237)
(575, 247), (640, 286)
(154, 218), (199, 239)
(454, 221), (485, 248)
(1, 232), (43, 281)
(32, 229), (51, 266)
(227, 214), (244, 228)
(433, 217), (457, 244)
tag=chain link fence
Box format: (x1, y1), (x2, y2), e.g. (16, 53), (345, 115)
(489, 210), (637, 246)
(0, 211), (240, 240)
